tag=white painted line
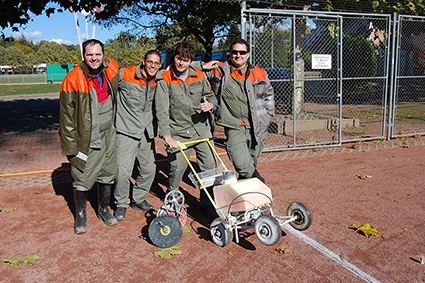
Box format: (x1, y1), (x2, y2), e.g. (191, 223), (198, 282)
(282, 224), (381, 283)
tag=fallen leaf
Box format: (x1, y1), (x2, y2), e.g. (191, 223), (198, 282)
(394, 200), (401, 203)
(227, 251), (233, 256)
(349, 224), (382, 238)
(356, 174), (372, 179)
(153, 245), (182, 259)
(275, 246), (292, 254)
(402, 227), (409, 231)
(3, 255), (41, 268)
(182, 226), (191, 234)
(0, 207), (16, 213)
(33, 191), (42, 195)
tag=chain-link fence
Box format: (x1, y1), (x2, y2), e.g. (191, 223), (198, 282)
(392, 16), (425, 138)
(246, 11), (343, 150)
(238, 7), (422, 151)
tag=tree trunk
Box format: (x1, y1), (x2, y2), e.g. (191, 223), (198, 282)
(293, 5), (310, 116)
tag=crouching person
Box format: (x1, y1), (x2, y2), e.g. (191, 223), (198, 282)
(59, 39), (119, 234)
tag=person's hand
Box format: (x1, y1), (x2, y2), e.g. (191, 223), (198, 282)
(203, 60), (219, 71)
(164, 136), (179, 149)
(201, 97), (213, 112)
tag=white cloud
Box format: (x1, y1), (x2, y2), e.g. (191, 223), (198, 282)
(13, 30), (44, 40)
(51, 38), (73, 45)
(50, 27), (56, 31)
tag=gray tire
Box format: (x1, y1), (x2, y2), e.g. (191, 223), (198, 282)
(286, 202), (312, 231)
(254, 215), (281, 246)
(210, 218), (233, 247)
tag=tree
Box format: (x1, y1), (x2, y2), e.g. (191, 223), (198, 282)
(3, 0), (425, 35)
(216, 22), (241, 50)
(101, 0), (243, 61)
(104, 31), (156, 67)
(0, 0), (138, 33)
(1, 46), (26, 66)
(36, 41), (70, 64)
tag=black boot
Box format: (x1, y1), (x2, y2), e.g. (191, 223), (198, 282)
(97, 184), (118, 226)
(252, 169), (266, 184)
(73, 189), (88, 234)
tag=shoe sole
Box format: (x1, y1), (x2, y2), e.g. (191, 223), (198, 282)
(97, 215), (118, 225)
(131, 205), (154, 212)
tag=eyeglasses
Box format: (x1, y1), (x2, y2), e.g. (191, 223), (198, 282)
(230, 50), (248, 55)
(146, 60), (161, 67)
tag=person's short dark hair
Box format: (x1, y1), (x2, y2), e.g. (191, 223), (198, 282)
(82, 39), (104, 56)
(174, 41), (196, 61)
(144, 50), (161, 59)
(230, 38), (250, 53)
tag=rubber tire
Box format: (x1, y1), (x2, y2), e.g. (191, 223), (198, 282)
(254, 215), (281, 246)
(210, 218), (233, 247)
(157, 206), (187, 227)
(148, 214), (183, 248)
(286, 202), (312, 231)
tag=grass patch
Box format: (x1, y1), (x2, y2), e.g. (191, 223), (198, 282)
(0, 84), (61, 96)
(344, 106), (425, 124)
(395, 106), (425, 124)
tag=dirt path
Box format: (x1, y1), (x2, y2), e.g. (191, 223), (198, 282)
(1, 94), (424, 282)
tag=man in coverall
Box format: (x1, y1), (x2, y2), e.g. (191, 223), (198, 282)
(59, 39), (119, 234)
(155, 41), (218, 216)
(204, 38), (274, 183)
(114, 50), (162, 220)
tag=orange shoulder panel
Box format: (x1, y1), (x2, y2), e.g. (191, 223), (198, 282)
(249, 66), (267, 82)
(60, 64), (90, 94)
(186, 67), (204, 83)
(121, 65), (145, 85)
(161, 69), (184, 85)
(105, 57), (119, 80)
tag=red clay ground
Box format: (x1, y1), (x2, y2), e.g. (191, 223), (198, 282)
(1, 94), (425, 282)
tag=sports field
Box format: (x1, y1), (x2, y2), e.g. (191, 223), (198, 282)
(1, 93), (424, 282)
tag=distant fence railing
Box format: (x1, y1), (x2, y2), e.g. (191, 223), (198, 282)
(0, 74), (70, 85)
(0, 74), (48, 85)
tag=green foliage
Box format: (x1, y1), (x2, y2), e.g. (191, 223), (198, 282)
(349, 223), (382, 238)
(0, 33), (157, 70)
(153, 245), (183, 259)
(253, 24), (292, 68)
(36, 41), (70, 64)
(102, 0), (242, 61)
(0, 207), (16, 212)
(3, 254), (41, 268)
(342, 35), (378, 78)
(104, 32), (156, 67)
(0, 46), (26, 66)
(217, 22), (241, 50)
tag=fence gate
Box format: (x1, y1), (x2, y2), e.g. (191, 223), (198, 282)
(243, 9), (343, 151)
(392, 15), (425, 138)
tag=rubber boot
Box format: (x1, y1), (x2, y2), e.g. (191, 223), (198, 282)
(97, 184), (118, 226)
(73, 189), (88, 234)
(252, 169), (266, 184)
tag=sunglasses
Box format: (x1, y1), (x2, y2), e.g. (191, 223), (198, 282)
(230, 50), (248, 55)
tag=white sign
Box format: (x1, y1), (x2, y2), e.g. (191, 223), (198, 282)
(312, 54), (332, 69)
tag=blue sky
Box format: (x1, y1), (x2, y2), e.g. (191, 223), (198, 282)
(2, 5), (127, 45)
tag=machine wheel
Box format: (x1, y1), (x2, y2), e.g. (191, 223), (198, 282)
(148, 214), (183, 248)
(286, 202), (312, 231)
(157, 205), (187, 226)
(210, 218), (233, 247)
(254, 215), (281, 246)
(164, 190), (185, 212)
